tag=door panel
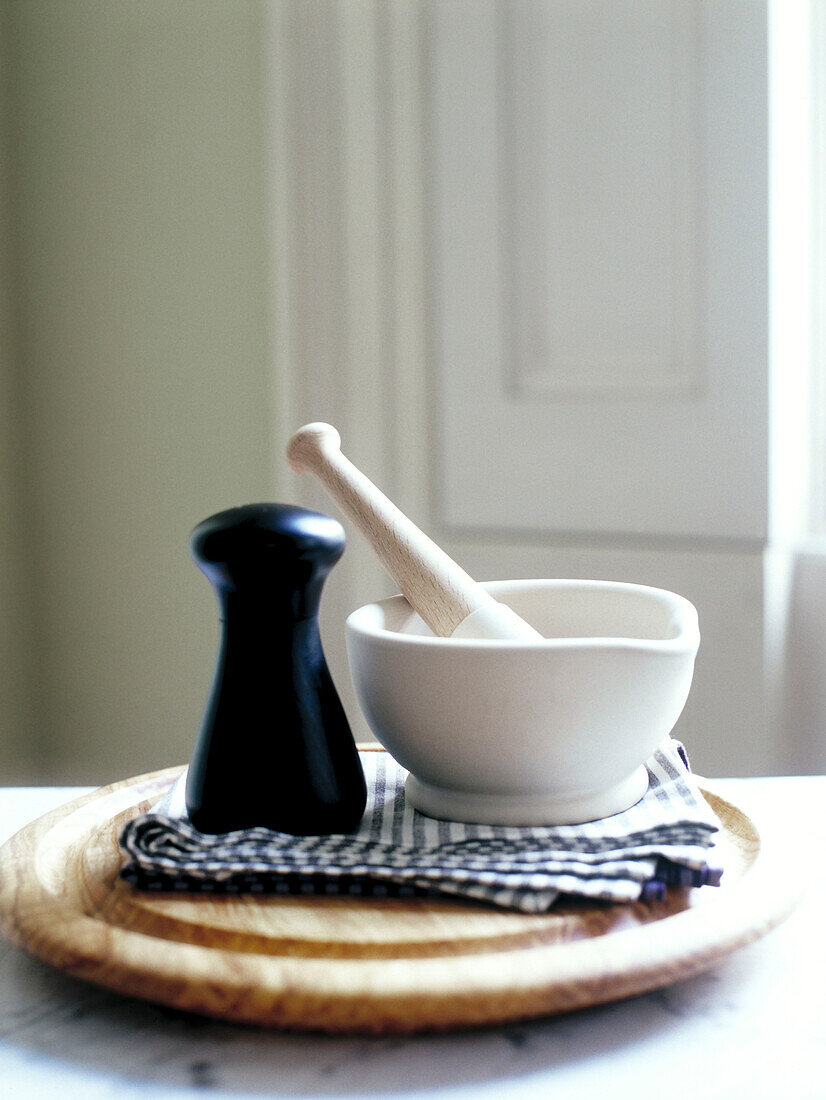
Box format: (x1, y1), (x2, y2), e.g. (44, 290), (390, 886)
(430, 0), (768, 542)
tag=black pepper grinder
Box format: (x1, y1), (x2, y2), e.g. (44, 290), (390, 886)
(185, 503), (367, 835)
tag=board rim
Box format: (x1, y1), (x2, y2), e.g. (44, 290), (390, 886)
(0, 764), (802, 1034)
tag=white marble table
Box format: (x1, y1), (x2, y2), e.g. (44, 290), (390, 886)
(0, 778), (822, 1100)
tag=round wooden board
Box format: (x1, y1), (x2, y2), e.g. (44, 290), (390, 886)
(0, 764), (800, 1035)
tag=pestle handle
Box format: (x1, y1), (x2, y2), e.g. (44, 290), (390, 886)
(287, 423), (542, 640)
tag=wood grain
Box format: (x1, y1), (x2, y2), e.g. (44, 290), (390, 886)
(0, 762), (800, 1034)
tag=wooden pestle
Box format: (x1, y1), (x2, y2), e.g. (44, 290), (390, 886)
(286, 423), (543, 640)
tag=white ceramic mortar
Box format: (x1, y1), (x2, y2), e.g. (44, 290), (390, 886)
(346, 579), (700, 825)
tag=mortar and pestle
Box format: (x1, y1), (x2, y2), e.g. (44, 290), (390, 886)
(288, 423), (700, 826)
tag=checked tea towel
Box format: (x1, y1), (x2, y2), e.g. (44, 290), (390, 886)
(119, 739), (722, 913)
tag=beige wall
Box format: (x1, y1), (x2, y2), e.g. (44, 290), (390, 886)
(0, 2), (37, 781)
(1, 2), (274, 783)
(0, 1), (818, 787)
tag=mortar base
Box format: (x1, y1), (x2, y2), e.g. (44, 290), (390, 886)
(404, 764), (650, 826)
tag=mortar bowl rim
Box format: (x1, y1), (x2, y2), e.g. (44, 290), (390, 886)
(345, 578), (700, 655)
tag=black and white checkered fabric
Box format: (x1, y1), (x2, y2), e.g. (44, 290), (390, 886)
(119, 740), (722, 913)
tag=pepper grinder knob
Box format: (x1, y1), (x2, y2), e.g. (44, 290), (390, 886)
(185, 503), (367, 835)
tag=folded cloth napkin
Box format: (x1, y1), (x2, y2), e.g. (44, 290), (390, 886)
(119, 740), (721, 913)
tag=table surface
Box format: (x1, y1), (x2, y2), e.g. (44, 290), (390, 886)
(0, 777), (822, 1100)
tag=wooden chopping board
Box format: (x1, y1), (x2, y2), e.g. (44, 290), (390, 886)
(0, 759), (800, 1034)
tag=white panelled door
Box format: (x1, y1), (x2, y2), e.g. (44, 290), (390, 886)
(268, 0), (774, 776)
(430, 0), (767, 543)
